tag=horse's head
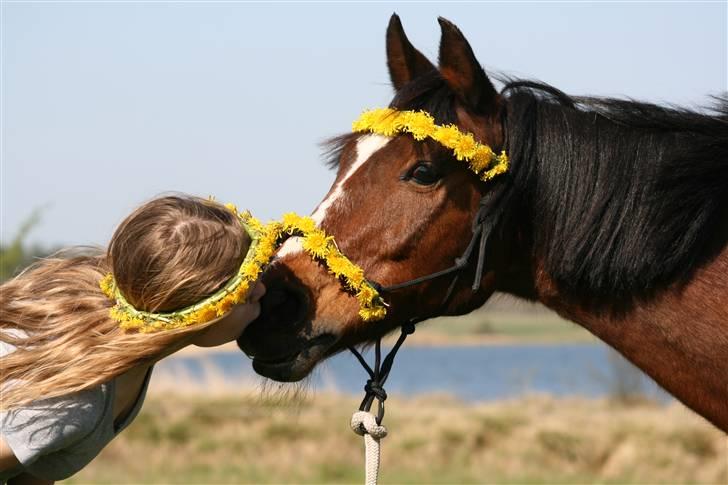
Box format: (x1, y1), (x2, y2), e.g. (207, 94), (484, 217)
(239, 16), (518, 381)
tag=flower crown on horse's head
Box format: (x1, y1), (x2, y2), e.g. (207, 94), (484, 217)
(352, 108), (509, 182)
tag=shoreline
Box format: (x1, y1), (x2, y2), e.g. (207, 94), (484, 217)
(176, 332), (597, 357)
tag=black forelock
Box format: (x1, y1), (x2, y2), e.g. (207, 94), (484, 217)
(389, 70), (459, 125)
(321, 71), (461, 171)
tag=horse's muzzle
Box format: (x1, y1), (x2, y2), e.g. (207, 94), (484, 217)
(236, 267), (333, 381)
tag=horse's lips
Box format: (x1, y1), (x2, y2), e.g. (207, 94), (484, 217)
(251, 334), (336, 382)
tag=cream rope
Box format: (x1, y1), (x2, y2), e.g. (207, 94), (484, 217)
(350, 411), (388, 485)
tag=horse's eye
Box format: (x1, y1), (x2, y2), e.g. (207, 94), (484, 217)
(407, 162), (441, 186)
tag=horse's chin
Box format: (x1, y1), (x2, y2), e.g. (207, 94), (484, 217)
(245, 333), (337, 382)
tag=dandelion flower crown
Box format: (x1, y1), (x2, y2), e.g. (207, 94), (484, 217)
(101, 204), (387, 333)
(352, 108), (509, 181)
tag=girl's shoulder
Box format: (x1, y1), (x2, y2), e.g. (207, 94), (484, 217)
(0, 380), (113, 480)
(1, 329), (111, 447)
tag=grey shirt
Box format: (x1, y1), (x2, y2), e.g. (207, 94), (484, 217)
(0, 338), (153, 482)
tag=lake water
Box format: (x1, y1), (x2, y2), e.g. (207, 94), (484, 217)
(159, 343), (670, 402)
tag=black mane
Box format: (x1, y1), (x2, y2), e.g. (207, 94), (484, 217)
(503, 81), (728, 301)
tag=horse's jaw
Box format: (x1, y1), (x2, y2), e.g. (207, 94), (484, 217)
(241, 332), (336, 382)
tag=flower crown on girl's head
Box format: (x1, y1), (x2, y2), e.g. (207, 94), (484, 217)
(100, 204), (387, 333)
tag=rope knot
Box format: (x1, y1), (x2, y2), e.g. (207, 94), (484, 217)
(350, 410), (388, 439)
(364, 379), (387, 402)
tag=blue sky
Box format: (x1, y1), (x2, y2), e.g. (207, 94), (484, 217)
(2, 2), (726, 247)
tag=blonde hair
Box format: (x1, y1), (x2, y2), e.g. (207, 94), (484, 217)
(0, 195), (250, 410)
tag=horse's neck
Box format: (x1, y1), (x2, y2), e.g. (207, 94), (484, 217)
(532, 246), (728, 432)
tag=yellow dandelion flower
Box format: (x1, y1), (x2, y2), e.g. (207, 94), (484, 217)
(195, 305), (219, 323)
(482, 158), (509, 181)
(296, 216), (317, 234)
(432, 125), (462, 149)
(262, 222), (283, 241)
(453, 133), (478, 161)
(120, 315), (146, 330)
(215, 297), (235, 317)
(469, 146), (494, 173)
(367, 108), (396, 128)
(497, 150), (509, 165)
(99, 273), (115, 299)
(344, 267), (365, 290)
(260, 227), (281, 246)
(224, 202), (239, 215)
(352, 109), (380, 132)
(356, 285), (378, 306)
(282, 212), (303, 232)
(254, 243), (275, 265)
(188, 308), (204, 323)
(325, 253), (351, 277)
(372, 113), (401, 137)
(353, 109), (401, 137)
(242, 213), (265, 233)
(264, 240), (280, 256)
(359, 306), (387, 322)
(109, 306), (125, 321)
(231, 280), (251, 304)
(242, 262), (261, 280)
(302, 230), (333, 259)
(403, 111), (436, 140)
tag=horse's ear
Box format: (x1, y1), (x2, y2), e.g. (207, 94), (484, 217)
(437, 17), (499, 113)
(386, 13), (436, 91)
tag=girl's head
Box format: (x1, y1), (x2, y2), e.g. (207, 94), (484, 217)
(108, 195), (251, 314)
(1, 195), (258, 410)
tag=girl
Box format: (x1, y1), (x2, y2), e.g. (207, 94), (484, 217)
(0, 195), (266, 484)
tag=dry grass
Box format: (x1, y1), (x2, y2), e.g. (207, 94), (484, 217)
(67, 371), (727, 484)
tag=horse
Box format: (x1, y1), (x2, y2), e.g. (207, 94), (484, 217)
(238, 15), (728, 432)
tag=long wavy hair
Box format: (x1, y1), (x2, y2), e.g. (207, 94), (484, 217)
(0, 195), (251, 410)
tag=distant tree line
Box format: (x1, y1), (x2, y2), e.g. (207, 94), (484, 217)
(1, 209), (58, 283)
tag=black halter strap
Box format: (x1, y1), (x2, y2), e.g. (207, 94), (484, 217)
(348, 194), (496, 425)
(377, 195), (494, 295)
(348, 320), (418, 425)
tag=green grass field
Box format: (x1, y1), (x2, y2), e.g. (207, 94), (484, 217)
(425, 311), (592, 341)
(68, 390), (727, 484)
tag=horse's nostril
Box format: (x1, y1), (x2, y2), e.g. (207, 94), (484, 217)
(264, 288), (289, 309)
(259, 284), (308, 329)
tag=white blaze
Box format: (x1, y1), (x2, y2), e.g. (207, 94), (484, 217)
(277, 134), (390, 258)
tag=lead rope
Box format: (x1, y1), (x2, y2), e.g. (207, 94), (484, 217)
(348, 322), (416, 485)
(349, 411), (387, 485)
